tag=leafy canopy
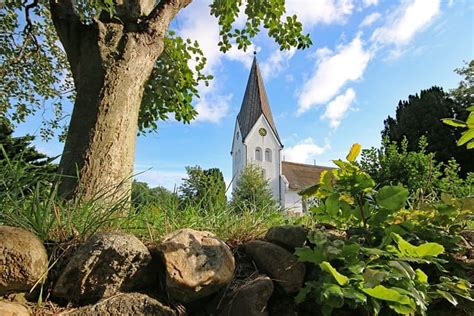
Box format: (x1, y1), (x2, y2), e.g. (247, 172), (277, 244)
(1, 0), (312, 139)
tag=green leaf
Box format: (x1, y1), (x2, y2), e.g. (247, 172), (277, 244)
(391, 233), (444, 257)
(388, 260), (415, 279)
(295, 285), (313, 304)
(361, 285), (413, 306)
(320, 261), (349, 286)
(436, 290), (458, 306)
(321, 283), (345, 309)
(299, 183), (319, 197)
(295, 247), (324, 265)
(388, 303), (416, 315)
(342, 288), (367, 304)
(457, 129), (474, 146)
(376, 186), (409, 211)
(326, 194), (340, 217)
(441, 118), (467, 127)
(346, 143), (361, 162)
(415, 269), (428, 283)
(363, 268), (387, 288)
(467, 140), (474, 149)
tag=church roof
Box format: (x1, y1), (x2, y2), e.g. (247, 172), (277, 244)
(282, 161), (334, 191)
(237, 56), (282, 145)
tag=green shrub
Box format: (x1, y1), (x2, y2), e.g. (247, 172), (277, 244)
(179, 166), (227, 212)
(296, 144), (474, 315)
(230, 164), (278, 212)
(131, 181), (179, 211)
(360, 137), (473, 205)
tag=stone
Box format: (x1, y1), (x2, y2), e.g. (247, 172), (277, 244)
(0, 300), (31, 316)
(0, 226), (48, 296)
(265, 225), (307, 250)
(157, 229), (235, 303)
(66, 292), (176, 316)
(244, 240), (305, 294)
(220, 276), (274, 316)
(115, 0), (155, 21)
(53, 232), (151, 304)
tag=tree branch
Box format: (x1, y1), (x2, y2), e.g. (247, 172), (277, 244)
(143, 0), (192, 45)
(49, 0), (83, 78)
(22, 0), (39, 49)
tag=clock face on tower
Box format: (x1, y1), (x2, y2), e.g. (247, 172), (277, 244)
(259, 128), (267, 136)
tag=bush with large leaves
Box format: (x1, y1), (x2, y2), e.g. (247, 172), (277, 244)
(297, 144), (474, 315)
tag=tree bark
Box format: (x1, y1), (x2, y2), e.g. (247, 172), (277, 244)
(49, 0), (191, 202)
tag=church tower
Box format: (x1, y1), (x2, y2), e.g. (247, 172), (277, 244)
(231, 55), (283, 202)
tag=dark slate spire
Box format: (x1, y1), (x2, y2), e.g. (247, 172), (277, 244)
(237, 56), (282, 145)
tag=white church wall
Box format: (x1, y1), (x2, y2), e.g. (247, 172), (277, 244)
(231, 122), (246, 190)
(244, 115), (282, 201)
(284, 190), (303, 214)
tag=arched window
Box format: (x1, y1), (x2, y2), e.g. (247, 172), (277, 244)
(255, 147), (262, 161)
(265, 148), (272, 162)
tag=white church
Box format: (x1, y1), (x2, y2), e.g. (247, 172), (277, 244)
(231, 56), (332, 214)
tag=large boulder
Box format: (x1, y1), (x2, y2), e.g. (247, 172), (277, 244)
(244, 240), (305, 294)
(65, 292), (176, 316)
(265, 225), (307, 250)
(157, 229), (235, 303)
(0, 226), (48, 295)
(0, 300), (31, 316)
(53, 232), (151, 304)
(219, 276), (274, 316)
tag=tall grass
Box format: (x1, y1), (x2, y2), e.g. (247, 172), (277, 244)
(121, 201), (290, 242)
(0, 148), (130, 241)
(0, 149), (305, 242)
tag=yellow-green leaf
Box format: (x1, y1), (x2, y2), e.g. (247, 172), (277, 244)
(362, 285), (413, 306)
(320, 261), (349, 286)
(467, 140), (474, 150)
(391, 233), (444, 258)
(346, 143), (361, 162)
(441, 118), (467, 128)
(457, 129), (474, 146)
(415, 269), (428, 283)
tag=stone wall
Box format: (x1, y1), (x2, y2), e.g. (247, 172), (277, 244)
(0, 225), (311, 315)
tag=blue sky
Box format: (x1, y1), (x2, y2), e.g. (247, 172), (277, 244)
(15, 0), (474, 190)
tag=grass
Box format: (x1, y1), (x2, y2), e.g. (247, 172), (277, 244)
(0, 150), (308, 243)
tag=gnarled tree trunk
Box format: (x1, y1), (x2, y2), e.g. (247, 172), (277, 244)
(49, 0), (191, 202)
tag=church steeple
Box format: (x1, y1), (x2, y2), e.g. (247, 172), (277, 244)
(236, 56), (282, 146)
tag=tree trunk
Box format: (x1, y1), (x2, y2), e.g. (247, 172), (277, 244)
(50, 0), (191, 203)
(58, 30), (155, 201)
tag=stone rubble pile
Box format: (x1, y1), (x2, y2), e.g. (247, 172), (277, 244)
(0, 225), (310, 315)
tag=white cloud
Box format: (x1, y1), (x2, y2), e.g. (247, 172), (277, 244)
(359, 12), (381, 28)
(176, 1), (221, 72)
(297, 35), (371, 113)
(134, 170), (186, 190)
(283, 137), (329, 164)
(371, 0), (441, 47)
(260, 48), (296, 79)
(362, 0), (379, 7)
(226, 44), (258, 69)
(194, 93), (232, 123)
(175, 1), (242, 124)
(321, 88), (356, 128)
(286, 0), (355, 28)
